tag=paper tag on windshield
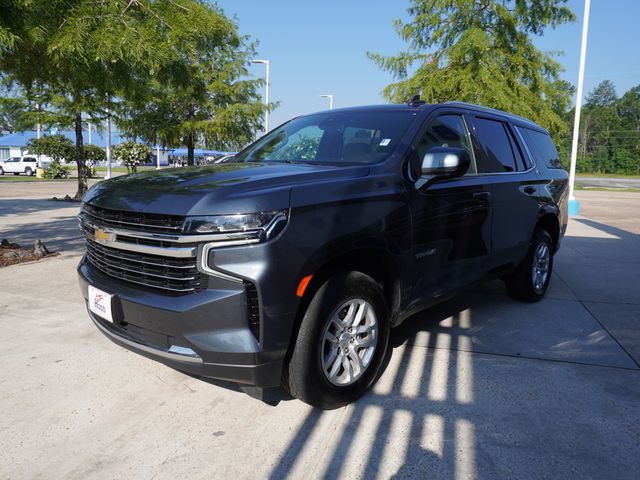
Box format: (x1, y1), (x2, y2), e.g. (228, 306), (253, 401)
(379, 138), (391, 147)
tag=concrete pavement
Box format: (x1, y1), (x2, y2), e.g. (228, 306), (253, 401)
(0, 188), (639, 479)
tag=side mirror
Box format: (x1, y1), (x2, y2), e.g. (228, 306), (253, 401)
(421, 147), (470, 178)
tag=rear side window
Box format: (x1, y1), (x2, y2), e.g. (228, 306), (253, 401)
(472, 117), (517, 173)
(518, 127), (563, 169)
(24, 158), (36, 162)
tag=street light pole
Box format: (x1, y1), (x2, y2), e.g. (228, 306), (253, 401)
(320, 94), (334, 110)
(105, 99), (112, 180)
(156, 137), (161, 170)
(36, 103), (41, 140)
(568, 0), (591, 216)
(251, 59), (270, 133)
(35, 103), (41, 166)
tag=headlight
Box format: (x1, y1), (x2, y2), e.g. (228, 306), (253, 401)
(184, 210), (288, 236)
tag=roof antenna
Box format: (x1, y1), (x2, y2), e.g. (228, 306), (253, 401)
(407, 94), (426, 107)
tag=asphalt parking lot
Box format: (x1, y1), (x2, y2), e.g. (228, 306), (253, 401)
(1, 184), (639, 479)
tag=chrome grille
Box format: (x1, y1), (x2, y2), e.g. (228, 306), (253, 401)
(82, 203), (185, 234)
(86, 239), (206, 293)
(79, 202), (265, 294)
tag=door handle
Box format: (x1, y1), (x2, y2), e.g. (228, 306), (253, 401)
(523, 186), (536, 195)
(473, 191), (491, 201)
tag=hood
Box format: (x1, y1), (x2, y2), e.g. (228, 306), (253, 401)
(83, 162), (369, 216)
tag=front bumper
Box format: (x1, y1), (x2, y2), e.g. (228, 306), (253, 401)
(78, 256), (284, 387)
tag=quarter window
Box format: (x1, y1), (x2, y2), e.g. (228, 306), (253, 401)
(506, 127), (527, 170)
(473, 117), (517, 173)
(518, 127), (563, 169)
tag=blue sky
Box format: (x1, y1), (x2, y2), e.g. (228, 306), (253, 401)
(217, 0), (640, 128)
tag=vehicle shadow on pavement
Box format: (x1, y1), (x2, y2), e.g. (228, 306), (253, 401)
(0, 216), (84, 253)
(265, 299), (484, 479)
(0, 197), (83, 254)
(0, 198), (81, 217)
(573, 218), (637, 240)
(264, 219), (640, 479)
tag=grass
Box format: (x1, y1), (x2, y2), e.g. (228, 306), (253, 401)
(93, 166), (156, 173)
(574, 184), (640, 193)
(0, 175), (76, 182)
(0, 175), (103, 182)
(575, 172), (640, 179)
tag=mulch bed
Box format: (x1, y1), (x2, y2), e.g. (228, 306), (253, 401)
(49, 195), (81, 202)
(0, 239), (59, 267)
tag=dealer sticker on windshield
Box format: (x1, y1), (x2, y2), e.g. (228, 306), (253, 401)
(88, 285), (113, 323)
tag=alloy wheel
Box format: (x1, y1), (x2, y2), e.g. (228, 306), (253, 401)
(531, 242), (550, 294)
(320, 299), (378, 386)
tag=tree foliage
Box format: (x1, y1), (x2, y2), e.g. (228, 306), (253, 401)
(26, 134), (74, 162)
(0, 0), (266, 196)
(84, 144), (106, 163)
(369, 0), (575, 136)
(566, 81), (640, 175)
(112, 140), (151, 173)
(0, 95), (27, 133)
(25, 134), (74, 178)
(117, 10), (267, 165)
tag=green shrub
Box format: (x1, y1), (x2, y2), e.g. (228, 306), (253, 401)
(44, 160), (71, 179)
(112, 141), (151, 174)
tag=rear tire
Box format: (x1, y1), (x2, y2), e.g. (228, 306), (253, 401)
(287, 271), (390, 409)
(25, 167), (33, 176)
(505, 229), (554, 302)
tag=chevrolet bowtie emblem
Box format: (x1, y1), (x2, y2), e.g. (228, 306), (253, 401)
(94, 227), (115, 243)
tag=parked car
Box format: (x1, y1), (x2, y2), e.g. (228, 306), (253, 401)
(214, 154), (236, 164)
(0, 156), (40, 176)
(78, 99), (568, 409)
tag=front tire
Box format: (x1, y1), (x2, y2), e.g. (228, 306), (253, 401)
(287, 271), (390, 409)
(505, 229), (554, 302)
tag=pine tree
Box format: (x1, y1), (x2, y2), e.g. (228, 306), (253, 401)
(368, 0), (575, 136)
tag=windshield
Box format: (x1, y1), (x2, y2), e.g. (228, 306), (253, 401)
(234, 110), (415, 165)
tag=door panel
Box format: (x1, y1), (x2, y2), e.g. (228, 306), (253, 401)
(409, 176), (493, 304)
(5, 160), (20, 173)
(467, 115), (541, 268)
(489, 173), (542, 266)
(407, 112), (493, 307)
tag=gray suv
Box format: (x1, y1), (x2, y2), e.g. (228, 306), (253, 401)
(79, 100), (568, 409)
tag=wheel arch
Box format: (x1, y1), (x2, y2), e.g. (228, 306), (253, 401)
(535, 213), (561, 252)
(283, 247), (402, 374)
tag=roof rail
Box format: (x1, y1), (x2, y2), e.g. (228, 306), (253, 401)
(444, 101), (538, 126)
